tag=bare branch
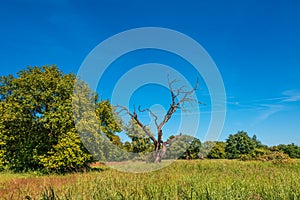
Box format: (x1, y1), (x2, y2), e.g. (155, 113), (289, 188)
(157, 78), (199, 130)
(115, 77), (200, 162)
(157, 134), (183, 159)
(116, 105), (130, 115)
(115, 105), (157, 143)
(168, 77), (180, 105)
(138, 106), (159, 129)
(164, 135), (182, 145)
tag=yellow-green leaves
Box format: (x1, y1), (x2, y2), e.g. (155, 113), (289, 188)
(0, 66), (92, 172)
(38, 129), (93, 173)
(0, 65), (127, 172)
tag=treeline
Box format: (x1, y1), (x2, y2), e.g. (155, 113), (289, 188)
(0, 66), (299, 173)
(186, 131), (300, 163)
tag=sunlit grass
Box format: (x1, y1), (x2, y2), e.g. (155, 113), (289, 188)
(0, 159), (299, 199)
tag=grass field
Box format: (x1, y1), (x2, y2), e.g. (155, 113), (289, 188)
(0, 159), (300, 199)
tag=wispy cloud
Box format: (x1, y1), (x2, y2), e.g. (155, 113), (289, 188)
(226, 89), (300, 126)
(255, 104), (285, 121)
(157, 89), (300, 122)
(281, 90), (300, 102)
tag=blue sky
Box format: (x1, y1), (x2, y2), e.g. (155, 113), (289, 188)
(0, 0), (300, 145)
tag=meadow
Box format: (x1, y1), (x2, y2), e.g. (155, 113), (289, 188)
(0, 159), (300, 200)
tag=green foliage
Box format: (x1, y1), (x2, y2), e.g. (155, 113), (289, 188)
(165, 135), (201, 159)
(225, 131), (256, 159)
(123, 141), (132, 152)
(0, 66), (124, 172)
(0, 118), (6, 169)
(199, 141), (215, 158)
(187, 137), (201, 159)
(251, 134), (268, 149)
(251, 147), (270, 157)
(124, 119), (152, 154)
(239, 148), (291, 164)
(95, 100), (127, 162)
(207, 142), (226, 159)
(0, 146), (5, 170)
(1, 65), (299, 173)
(165, 135), (189, 159)
(96, 100), (122, 146)
(72, 78), (107, 162)
(38, 129), (93, 173)
(277, 143), (300, 158)
(0, 66), (77, 171)
(258, 151), (292, 164)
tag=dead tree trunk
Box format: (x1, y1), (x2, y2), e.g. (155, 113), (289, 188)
(118, 78), (198, 163)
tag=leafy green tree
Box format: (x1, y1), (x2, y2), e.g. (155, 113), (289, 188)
(277, 143), (300, 158)
(72, 77), (108, 162)
(252, 134), (268, 149)
(96, 100), (122, 146)
(124, 119), (153, 154)
(73, 77), (127, 162)
(0, 66), (83, 171)
(199, 141), (215, 158)
(207, 142), (226, 159)
(165, 135), (190, 159)
(165, 135), (201, 160)
(225, 131), (256, 159)
(185, 137), (201, 159)
(38, 129), (92, 172)
(123, 141), (132, 152)
(0, 66), (124, 172)
(96, 100), (127, 161)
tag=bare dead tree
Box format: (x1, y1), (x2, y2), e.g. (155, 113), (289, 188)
(117, 78), (199, 163)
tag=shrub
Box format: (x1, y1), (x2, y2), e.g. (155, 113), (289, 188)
(277, 143), (300, 158)
(207, 142), (226, 159)
(38, 130), (93, 173)
(239, 154), (253, 161)
(258, 151), (292, 164)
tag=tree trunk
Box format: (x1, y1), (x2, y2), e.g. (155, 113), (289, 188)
(154, 152), (161, 163)
(153, 142), (162, 163)
(118, 78), (198, 164)
(153, 142), (168, 163)
(186, 150), (190, 160)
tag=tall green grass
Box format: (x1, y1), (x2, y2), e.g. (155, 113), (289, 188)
(1, 160), (300, 199)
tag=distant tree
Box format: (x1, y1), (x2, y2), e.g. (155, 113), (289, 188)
(187, 137), (201, 159)
(165, 135), (201, 160)
(199, 141), (215, 158)
(252, 134), (268, 149)
(225, 131), (256, 159)
(124, 119), (153, 154)
(277, 143), (300, 158)
(207, 142), (226, 159)
(123, 141), (132, 152)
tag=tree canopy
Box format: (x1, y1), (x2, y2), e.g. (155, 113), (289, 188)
(124, 119), (153, 154)
(0, 66), (123, 172)
(225, 131), (256, 159)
